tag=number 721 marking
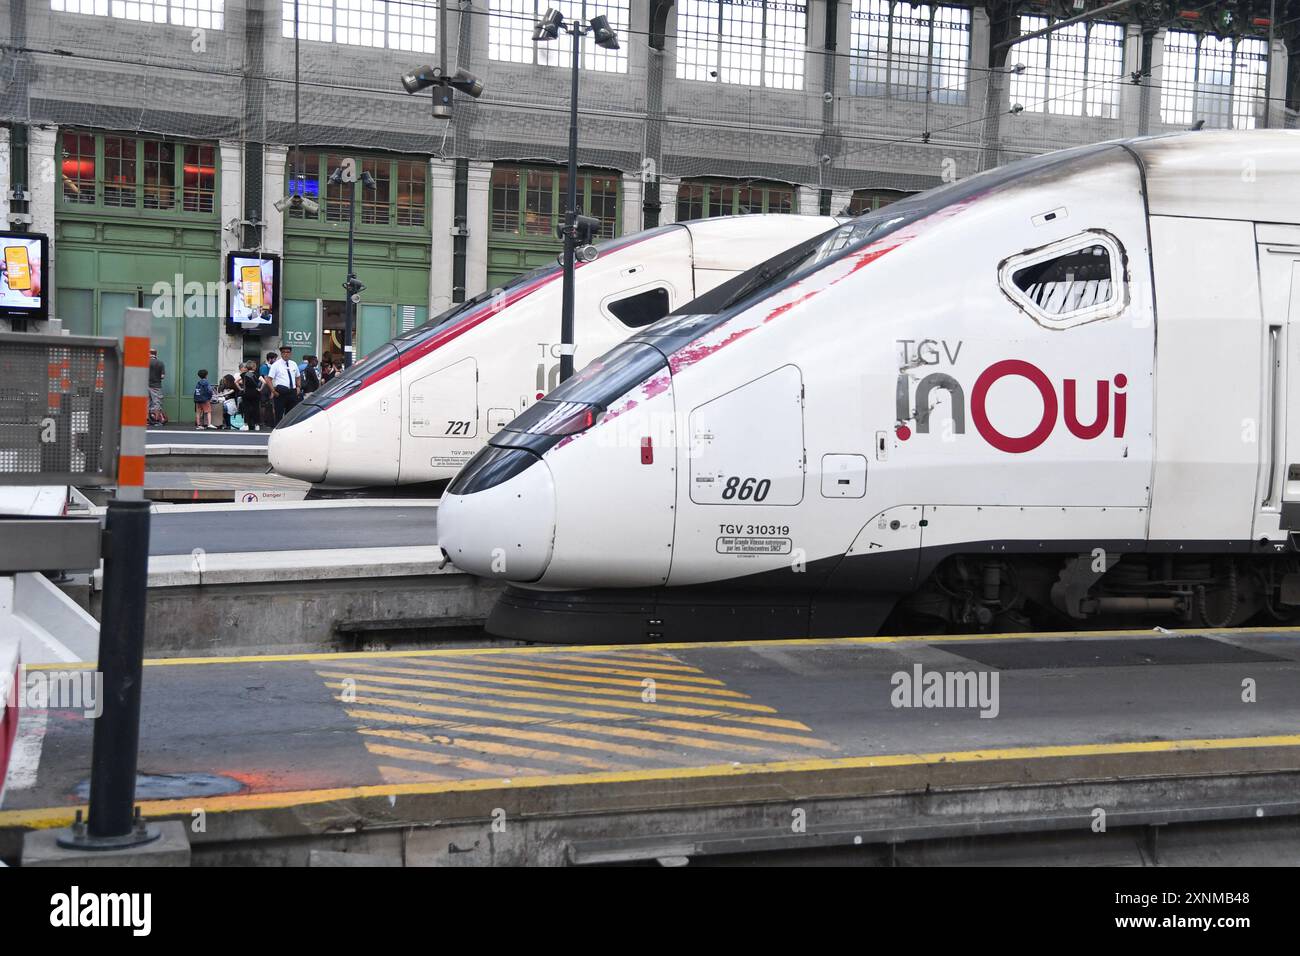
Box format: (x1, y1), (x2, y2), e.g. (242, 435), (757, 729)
(445, 420), (472, 435)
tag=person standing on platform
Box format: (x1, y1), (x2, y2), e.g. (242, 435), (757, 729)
(260, 351), (277, 427)
(240, 360), (264, 431)
(192, 369), (215, 430)
(269, 344), (301, 425)
(147, 348), (166, 425)
(302, 355), (321, 395)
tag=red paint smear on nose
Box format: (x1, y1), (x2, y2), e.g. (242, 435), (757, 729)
(669, 243), (901, 374)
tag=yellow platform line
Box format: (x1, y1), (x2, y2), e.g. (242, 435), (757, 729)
(642, 719), (835, 750)
(341, 662), (778, 712)
(357, 727), (629, 773)
(24, 625), (1300, 671)
(9, 733), (1300, 831)
(321, 677), (814, 731)
(343, 696), (793, 759)
(345, 697), (790, 759)
(344, 661), (775, 712)
(383, 656), (749, 697)
(363, 741), (547, 778)
(559, 652), (703, 669)
(346, 709), (682, 761)
(473, 656), (726, 685)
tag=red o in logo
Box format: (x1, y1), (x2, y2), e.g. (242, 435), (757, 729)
(971, 359), (1058, 453)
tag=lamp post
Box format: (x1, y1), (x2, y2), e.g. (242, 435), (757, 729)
(533, 8), (620, 382)
(329, 159), (376, 368)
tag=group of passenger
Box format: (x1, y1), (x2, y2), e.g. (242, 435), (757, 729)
(186, 347), (344, 431)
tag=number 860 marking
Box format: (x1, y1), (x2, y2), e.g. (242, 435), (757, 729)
(722, 476), (771, 502)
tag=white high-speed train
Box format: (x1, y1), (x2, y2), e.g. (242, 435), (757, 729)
(439, 131), (1300, 643)
(268, 215), (839, 487)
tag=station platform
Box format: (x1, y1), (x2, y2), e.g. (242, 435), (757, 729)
(145, 426), (268, 475)
(4, 627), (1300, 865)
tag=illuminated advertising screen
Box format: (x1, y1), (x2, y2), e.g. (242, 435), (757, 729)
(226, 252), (280, 335)
(0, 232), (50, 322)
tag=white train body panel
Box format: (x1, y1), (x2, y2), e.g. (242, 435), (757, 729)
(439, 132), (1300, 640)
(269, 215), (838, 487)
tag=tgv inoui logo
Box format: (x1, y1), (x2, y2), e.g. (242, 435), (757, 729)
(895, 357), (1127, 454)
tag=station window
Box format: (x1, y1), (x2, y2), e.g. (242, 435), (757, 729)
(847, 188), (912, 215)
(288, 150), (428, 230)
(1000, 233), (1124, 327)
(849, 1), (971, 104)
(281, 0), (437, 53)
(1160, 30), (1267, 129)
(676, 179), (797, 220)
(1009, 16), (1125, 119)
(61, 132), (97, 205)
(608, 287), (672, 328)
(60, 131), (218, 217)
(182, 144), (217, 213)
(490, 166), (621, 240)
(490, 0), (629, 74)
(676, 0), (808, 90)
(50, 0), (225, 29)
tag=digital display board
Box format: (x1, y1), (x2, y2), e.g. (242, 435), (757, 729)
(0, 232), (50, 323)
(226, 252), (280, 335)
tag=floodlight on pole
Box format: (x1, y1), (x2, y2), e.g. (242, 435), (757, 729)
(400, 64), (484, 120)
(531, 10), (621, 383)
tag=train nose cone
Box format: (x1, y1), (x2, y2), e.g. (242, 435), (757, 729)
(267, 407), (329, 483)
(438, 454), (556, 582)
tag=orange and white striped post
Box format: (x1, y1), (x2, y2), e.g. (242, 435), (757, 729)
(115, 307), (151, 501)
(60, 307), (161, 850)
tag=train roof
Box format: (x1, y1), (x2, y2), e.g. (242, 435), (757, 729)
(1126, 130), (1300, 224)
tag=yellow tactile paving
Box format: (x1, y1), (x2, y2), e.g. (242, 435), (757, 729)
(320, 678), (815, 730)
(324, 649), (835, 781)
(339, 661), (781, 712)
(377, 656), (752, 697)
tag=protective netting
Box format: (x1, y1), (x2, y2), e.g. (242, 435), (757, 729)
(0, 335), (114, 483)
(3, 0), (1296, 195)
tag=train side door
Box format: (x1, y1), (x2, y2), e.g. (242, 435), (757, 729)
(1254, 225), (1300, 543)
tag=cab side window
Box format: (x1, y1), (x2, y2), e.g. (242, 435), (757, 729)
(608, 287), (671, 328)
(999, 232), (1125, 329)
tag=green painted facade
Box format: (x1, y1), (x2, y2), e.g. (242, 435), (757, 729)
(283, 150), (432, 360)
(487, 165), (622, 291)
(54, 130), (222, 423)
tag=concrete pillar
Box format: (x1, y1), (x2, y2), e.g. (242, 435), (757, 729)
(28, 127), (56, 242)
(797, 185), (819, 216)
(620, 173), (643, 236)
(464, 161), (492, 298)
(218, 140), (248, 372)
(658, 176), (681, 225)
(1268, 39), (1287, 129)
(429, 158), (457, 316)
(260, 145), (286, 256)
(28, 126), (58, 329)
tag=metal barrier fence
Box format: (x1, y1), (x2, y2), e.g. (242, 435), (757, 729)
(0, 332), (122, 487)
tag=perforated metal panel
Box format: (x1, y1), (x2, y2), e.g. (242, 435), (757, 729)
(0, 332), (121, 486)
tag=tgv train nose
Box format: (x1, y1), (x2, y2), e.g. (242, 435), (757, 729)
(267, 406), (329, 483)
(438, 449), (556, 582)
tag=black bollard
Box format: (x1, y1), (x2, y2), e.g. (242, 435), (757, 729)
(58, 497), (158, 849)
